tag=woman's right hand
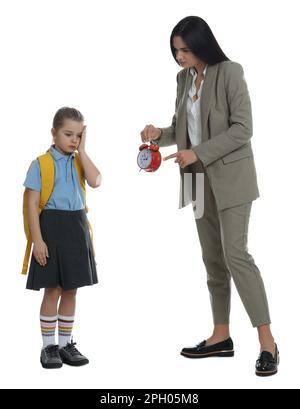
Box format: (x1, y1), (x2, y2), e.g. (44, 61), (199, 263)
(33, 240), (49, 266)
(140, 124), (162, 143)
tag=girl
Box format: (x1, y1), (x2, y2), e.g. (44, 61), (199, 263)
(141, 16), (279, 376)
(23, 107), (101, 369)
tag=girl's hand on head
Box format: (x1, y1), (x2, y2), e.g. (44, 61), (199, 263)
(78, 125), (86, 153)
(33, 240), (49, 266)
(140, 124), (162, 143)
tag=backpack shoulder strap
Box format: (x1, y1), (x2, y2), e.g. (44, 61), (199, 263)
(23, 160), (35, 240)
(38, 152), (55, 209)
(22, 152), (54, 275)
(74, 153), (87, 209)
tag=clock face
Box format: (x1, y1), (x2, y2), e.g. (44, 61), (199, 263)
(137, 149), (152, 169)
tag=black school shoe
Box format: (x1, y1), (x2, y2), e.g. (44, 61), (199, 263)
(59, 341), (89, 366)
(255, 343), (279, 377)
(181, 337), (234, 358)
(40, 345), (63, 369)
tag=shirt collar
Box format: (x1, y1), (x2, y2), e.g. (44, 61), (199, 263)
(50, 145), (75, 161)
(190, 64), (208, 78)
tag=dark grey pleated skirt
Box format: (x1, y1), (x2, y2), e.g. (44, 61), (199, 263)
(26, 209), (98, 291)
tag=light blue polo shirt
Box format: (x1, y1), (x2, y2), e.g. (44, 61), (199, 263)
(23, 145), (85, 210)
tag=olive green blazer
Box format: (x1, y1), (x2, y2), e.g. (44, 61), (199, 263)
(157, 61), (260, 211)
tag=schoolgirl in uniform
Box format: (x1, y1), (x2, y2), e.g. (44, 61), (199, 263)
(23, 107), (101, 369)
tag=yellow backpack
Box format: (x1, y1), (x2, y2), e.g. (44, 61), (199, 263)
(22, 150), (93, 275)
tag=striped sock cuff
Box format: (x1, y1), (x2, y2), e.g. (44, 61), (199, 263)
(58, 315), (74, 338)
(40, 315), (57, 338)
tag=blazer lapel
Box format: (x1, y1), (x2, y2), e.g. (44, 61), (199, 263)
(176, 70), (192, 150)
(200, 63), (218, 140)
(177, 63), (219, 147)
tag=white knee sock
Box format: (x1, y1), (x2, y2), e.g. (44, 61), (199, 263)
(40, 314), (57, 348)
(58, 314), (74, 348)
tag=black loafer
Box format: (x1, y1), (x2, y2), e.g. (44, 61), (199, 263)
(255, 343), (279, 377)
(181, 337), (234, 358)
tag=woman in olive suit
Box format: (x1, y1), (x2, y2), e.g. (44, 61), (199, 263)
(141, 16), (279, 376)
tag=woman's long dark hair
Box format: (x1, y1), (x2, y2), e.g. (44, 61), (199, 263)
(170, 16), (230, 65)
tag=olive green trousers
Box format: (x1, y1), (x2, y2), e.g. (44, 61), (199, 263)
(191, 162), (271, 327)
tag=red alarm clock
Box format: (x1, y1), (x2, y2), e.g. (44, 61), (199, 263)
(137, 141), (162, 172)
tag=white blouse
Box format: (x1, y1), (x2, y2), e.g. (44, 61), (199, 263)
(187, 65), (207, 147)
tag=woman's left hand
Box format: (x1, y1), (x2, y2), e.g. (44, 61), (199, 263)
(163, 149), (198, 168)
(78, 125), (86, 153)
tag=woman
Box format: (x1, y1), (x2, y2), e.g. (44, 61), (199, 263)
(141, 16), (279, 377)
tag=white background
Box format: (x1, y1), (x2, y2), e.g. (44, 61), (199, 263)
(0, 0), (299, 389)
